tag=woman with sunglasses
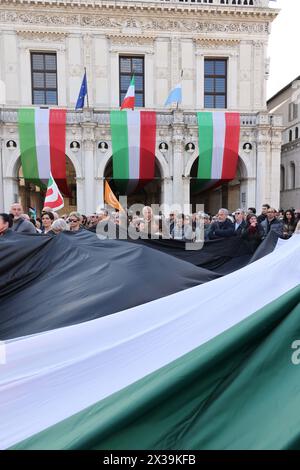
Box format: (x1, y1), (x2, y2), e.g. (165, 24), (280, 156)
(68, 212), (82, 232)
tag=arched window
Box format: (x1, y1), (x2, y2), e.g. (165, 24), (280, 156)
(289, 130), (293, 142)
(290, 162), (296, 189)
(296, 127), (299, 139)
(280, 166), (285, 192)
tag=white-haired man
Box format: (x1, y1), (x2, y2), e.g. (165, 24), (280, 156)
(207, 208), (234, 240)
(10, 203), (36, 234)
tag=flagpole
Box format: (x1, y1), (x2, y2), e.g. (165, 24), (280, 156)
(85, 67), (90, 108)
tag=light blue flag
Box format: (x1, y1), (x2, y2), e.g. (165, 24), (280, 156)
(165, 83), (182, 106)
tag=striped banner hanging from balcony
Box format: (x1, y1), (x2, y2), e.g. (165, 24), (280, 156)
(110, 110), (156, 193)
(18, 108), (67, 190)
(197, 112), (240, 180)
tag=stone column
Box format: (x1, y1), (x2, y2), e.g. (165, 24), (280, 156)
(3, 176), (19, 211)
(195, 51), (204, 109)
(110, 51), (119, 108)
(244, 177), (256, 210)
(83, 34), (93, 107)
(161, 176), (173, 213)
(228, 52), (238, 110)
(255, 114), (271, 209)
(57, 47), (67, 107)
(171, 111), (185, 211)
(270, 115), (283, 209)
(82, 122), (96, 214)
(75, 176), (85, 214)
(95, 176), (104, 211)
(182, 176), (191, 212)
(145, 51), (154, 108)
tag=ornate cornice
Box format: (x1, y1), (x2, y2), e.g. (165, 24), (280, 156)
(194, 38), (240, 50)
(16, 30), (67, 41)
(0, 8), (276, 35)
(107, 33), (155, 44)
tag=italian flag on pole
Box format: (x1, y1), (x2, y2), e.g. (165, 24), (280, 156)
(2, 235), (300, 450)
(43, 173), (64, 211)
(110, 110), (156, 193)
(121, 76), (135, 110)
(197, 112), (240, 180)
(18, 108), (67, 188)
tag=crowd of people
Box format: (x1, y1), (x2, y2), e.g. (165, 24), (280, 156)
(1, 203), (300, 251)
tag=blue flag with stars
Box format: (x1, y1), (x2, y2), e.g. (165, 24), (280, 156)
(75, 71), (87, 110)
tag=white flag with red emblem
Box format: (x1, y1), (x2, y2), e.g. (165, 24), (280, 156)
(43, 172), (64, 211)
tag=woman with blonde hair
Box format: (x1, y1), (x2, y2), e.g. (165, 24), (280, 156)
(68, 212), (82, 232)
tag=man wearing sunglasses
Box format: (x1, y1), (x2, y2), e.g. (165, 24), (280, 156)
(234, 209), (247, 236)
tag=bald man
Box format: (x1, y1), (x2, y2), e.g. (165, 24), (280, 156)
(10, 203), (36, 234)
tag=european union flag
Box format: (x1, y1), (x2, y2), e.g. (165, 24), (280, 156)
(75, 71), (87, 110)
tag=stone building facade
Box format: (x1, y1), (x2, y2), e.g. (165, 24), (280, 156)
(268, 77), (300, 210)
(0, 0), (282, 215)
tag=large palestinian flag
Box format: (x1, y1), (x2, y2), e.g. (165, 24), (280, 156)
(18, 108), (67, 190)
(110, 110), (156, 193)
(1, 234), (300, 449)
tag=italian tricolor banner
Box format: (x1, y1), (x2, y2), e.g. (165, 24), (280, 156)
(43, 173), (64, 211)
(110, 110), (156, 193)
(18, 108), (67, 190)
(2, 235), (300, 450)
(197, 112), (240, 180)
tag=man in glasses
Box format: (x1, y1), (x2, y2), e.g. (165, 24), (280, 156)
(233, 209), (246, 236)
(261, 208), (283, 238)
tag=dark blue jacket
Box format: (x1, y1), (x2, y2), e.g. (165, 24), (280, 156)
(208, 219), (235, 240)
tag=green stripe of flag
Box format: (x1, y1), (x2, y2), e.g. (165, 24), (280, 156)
(110, 111), (129, 180)
(18, 109), (39, 182)
(197, 112), (213, 179)
(11, 285), (300, 450)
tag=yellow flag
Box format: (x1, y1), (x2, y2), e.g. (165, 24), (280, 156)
(104, 180), (125, 212)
